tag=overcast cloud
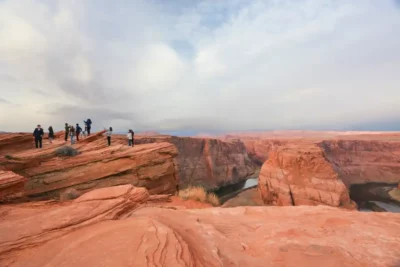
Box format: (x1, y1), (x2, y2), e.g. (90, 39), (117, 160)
(1, 0), (400, 133)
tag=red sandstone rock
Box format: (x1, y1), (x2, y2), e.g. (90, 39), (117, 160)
(0, 186), (399, 266)
(259, 142), (356, 208)
(0, 131), (179, 200)
(1, 132), (257, 193)
(320, 139), (400, 185)
(0, 133), (33, 157)
(127, 135), (257, 190)
(0, 171), (27, 201)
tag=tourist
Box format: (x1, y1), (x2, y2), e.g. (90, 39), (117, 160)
(48, 126), (54, 144)
(69, 126), (76, 145)
(127, 129), (134, 146)
(64, 123), (69, 141)
(106, 127), (113, 146)
(33, 124), (44, 149)
(76, 123), (82, 141)
(84, 119), (92, 135)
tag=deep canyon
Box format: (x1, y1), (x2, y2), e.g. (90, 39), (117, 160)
(0, 130), (399, 266)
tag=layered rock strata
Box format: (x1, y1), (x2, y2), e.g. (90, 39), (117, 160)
(0, 186), (399, 266)
(259, 143), (356, 208)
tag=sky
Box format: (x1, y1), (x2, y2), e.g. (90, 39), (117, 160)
(0, 0), (400, 133)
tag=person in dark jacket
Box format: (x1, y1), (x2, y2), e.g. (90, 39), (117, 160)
(33, 125), (44, 149)
(64, 123), (69, 141)
(84, 119), (92, 135)
(106, 127), (112, 146)
(48, 126), (54, 144)
(76, 123), (82, 141)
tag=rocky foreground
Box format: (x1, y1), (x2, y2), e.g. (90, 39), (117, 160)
(1, 185), (399, 267)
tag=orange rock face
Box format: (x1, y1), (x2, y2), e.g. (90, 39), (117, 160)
(0, 171), (27, 201)
(0, 186), (399, 267)
(320, 140), (400, 185)
(0, 132), (179, 200)
(132, 136), (257, 189)
(218, 132), (400, 207)
(259, 142), (356, 208)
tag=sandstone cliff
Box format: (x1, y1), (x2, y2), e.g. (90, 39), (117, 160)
(0, 132), (179, 200)
(258, 142), (356, 208)
(320, 139), (400, 185)
(0, 185), (399, 267)
(132, 135), (257, 190)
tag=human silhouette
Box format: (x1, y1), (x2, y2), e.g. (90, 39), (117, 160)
(33, 125), (44, 149)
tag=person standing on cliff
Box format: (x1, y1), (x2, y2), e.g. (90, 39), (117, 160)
(84, 119), (92, 135)
(64, 123), (69, 141)
(69, 126), (76, 145)
(106, 127), (113, 146)
(48, 126), (54, 144)
(127, 129), (134, 146)
(76, 123), (82, 141)
(33, 125), (44, 149)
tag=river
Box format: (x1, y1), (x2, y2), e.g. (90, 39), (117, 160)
(215, 178), (258, 204)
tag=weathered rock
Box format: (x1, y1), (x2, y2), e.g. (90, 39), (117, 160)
(259, 142), (356, 208)
(0, 133), (33, 158)
(23, 142), (178, 199)
(0, 185), (149, 262)
(0, 171), (27, 201)
(132, 135), (257, 190)
(320, 140), (400, 185)
(0, 189), (399, 267)
(0, 131), (179, 200)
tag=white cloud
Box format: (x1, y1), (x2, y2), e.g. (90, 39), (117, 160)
(0, 0), (400, 132)
(134, 43), (185, 90)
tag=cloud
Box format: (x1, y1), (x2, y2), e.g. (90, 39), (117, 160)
(0, 98), (11, 104)
(1, 0), (400, 133)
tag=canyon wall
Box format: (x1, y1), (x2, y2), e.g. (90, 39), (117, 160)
(258, 136), (400, 208)
(1, 185), (399, 266)
(133, 136), (257, 190)
(319, 139), (400, 185)
(258, 142), (356, 208)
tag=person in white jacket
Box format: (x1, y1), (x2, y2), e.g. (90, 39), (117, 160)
(127, 129), (134, 147)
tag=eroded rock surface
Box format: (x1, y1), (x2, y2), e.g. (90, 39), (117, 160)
(0, 132), (179, 200)
(320, 140), (400, 185)
(0, 186), (399, 267)
(132, 135), (257, 190)
(259, 143), (356, 208)
(0, 171), (27, 201)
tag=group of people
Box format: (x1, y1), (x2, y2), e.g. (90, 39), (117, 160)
(33, 119), (135, 149)
(64, 119), (92, 144)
